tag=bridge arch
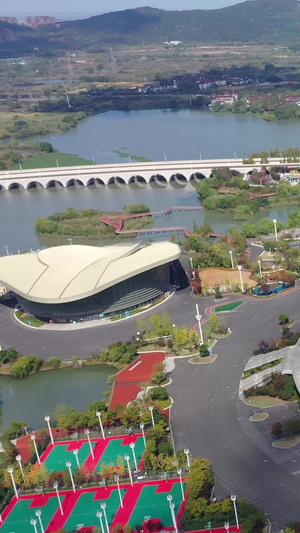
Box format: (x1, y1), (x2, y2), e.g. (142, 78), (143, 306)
(128, 175), (147, 185)
(107, 176), (126, 186)
(190, 172), (206, 182)
(149, 174), (167, 186)
(27, 181), (44, 190)
(8, 182), (25, 190)
(46, 180), (64, 188)
(66, 179), (84, 188)
(170, 173), (187, 185)
(0, 184), (6, 191)
(87, 177), (105, 187)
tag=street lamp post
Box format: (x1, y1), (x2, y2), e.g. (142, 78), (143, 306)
(231, 494), (239, 529)
(167, 495), (178, 533)
(184, 448), (191, 470)
(130, 442), (138, 470)
(177, 468), (185, 501)
(44, 415), (54, 445)
(258, 259), (262, 278)
(96, 411), (105, 440)
(224, 521), (230, 533)
(30, 518), (38, 533)
(85, 429), (95, 459)
(35, 510), (45, 533)
(16, 454), (25, 480)
(229, 250), (234, 269)
(140, 423), (146, 447)
(114, 475), (123, 508)
(148, 405), (155, 427)
(4, 245), (9, 256)
(31, 434), (41, 465)
(101, 502), (109, 533)
(66, 461), (76, 493)
(96, 511), (105, 533)
(237, 265), (244, 293)
(124, 454), (133, 485)
(273, 218), (278, 242)
(73, 449), (80, 470)
(195, 304), (204, 346)
(189, 257), (193, 268)
(53, 482), (63, 515)
(7, 467), (18, 499)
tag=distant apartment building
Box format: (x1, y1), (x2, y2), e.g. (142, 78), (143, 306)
(0, 17), (18, 24)
(26, 16), (56, 28)
(211, 93), (238, 105)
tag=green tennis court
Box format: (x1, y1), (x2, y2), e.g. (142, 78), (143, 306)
(44, 443), (95, 473)
(64, 488), (126, 531)
(129, 482), (186, 527)
(99, 437), (145, 471)
(0, 496), (62, 533)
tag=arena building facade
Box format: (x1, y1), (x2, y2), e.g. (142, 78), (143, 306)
(0, 242), (182, 322)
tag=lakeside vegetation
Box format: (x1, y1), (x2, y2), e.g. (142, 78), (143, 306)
(35, 205), (152, 239)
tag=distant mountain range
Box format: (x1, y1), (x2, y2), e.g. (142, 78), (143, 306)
(1, 0), (300, 57)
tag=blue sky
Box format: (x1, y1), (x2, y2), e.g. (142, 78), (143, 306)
(2, 0), (245, 20)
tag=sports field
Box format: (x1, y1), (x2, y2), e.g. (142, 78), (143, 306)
(0, 480), (186, 533)
(41, 435), (145, 473)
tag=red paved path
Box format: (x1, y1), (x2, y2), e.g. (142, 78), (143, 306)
(110, 351), (166, 409)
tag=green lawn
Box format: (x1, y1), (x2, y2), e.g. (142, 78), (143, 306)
(215, 301), (245, 313)
(15, 310), (44, 327)
(10, 151), (93, 170)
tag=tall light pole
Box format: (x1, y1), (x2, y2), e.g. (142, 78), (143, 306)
(130, 442), (138, 470)
(85, 429), (94, 459)
(258, 259), (262, 279)
(67, 238), (73, 245)
(66, 461), (76, 493)
(96, 411), (105, 440)
(96, 511), (104, 533)
(7, 467), (18, 499)
(229, 250), (234, 269)
(237, 265), (244, 293)
(190, 257), (193, 268)
(167, 495), (178, 533)
(224, 521), (229, 533)
(184, 448), (191, 470)
(148, 405), (155, 427)
(231, 494), (239, 529)
(195, 304), (204, 346)
(140, 423), (146, 447)
(45, 415), (54, 445)
(273, 218), (278, 242)
(35, 510), (45, 533)
(114, 474), (123, 508)
(30, 519), (38, 533)
(101, 502), (109, 533)
(53, 482), (63, 515)
(124, 454), (133, 485)
(16, 454), (25, 480)
(4, 245), (9, 256)
(31, 434), (41, 465)
(73, 449), (80, 470)
(177, 468), (185, 501)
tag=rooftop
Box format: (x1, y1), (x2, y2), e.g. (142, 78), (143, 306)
(0, 242), (181, 304)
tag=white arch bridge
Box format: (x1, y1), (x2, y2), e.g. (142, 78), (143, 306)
(0, 158), (296, 191)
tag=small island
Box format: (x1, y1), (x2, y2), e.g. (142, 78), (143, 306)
(35, 204), (152, 239)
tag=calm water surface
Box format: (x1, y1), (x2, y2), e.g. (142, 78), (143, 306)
(0, 365), (115, 431)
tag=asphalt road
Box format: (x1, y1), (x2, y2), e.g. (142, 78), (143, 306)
(168, 291), (300, 528)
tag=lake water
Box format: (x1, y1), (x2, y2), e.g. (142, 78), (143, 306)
(0, 365), (116, 431)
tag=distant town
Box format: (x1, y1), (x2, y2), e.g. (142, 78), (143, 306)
(0, 16), (56, 28)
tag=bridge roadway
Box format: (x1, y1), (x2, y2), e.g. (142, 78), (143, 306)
(0, 157), (297, 190)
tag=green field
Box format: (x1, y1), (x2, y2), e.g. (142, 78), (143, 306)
(215, 301), (245, 313)
(10, 151), (93, 170)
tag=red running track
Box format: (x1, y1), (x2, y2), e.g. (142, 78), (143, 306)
(110, 352), (166, 409)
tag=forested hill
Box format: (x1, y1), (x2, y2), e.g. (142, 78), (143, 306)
(1, 0), (300, 56)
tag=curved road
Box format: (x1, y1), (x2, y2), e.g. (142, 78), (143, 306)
(168, 291), (300, 528)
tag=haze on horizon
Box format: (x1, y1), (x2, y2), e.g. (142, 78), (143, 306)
(2, 0), (245, 20)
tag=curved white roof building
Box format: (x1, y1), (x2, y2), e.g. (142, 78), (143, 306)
(0, 242), (182, 321)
